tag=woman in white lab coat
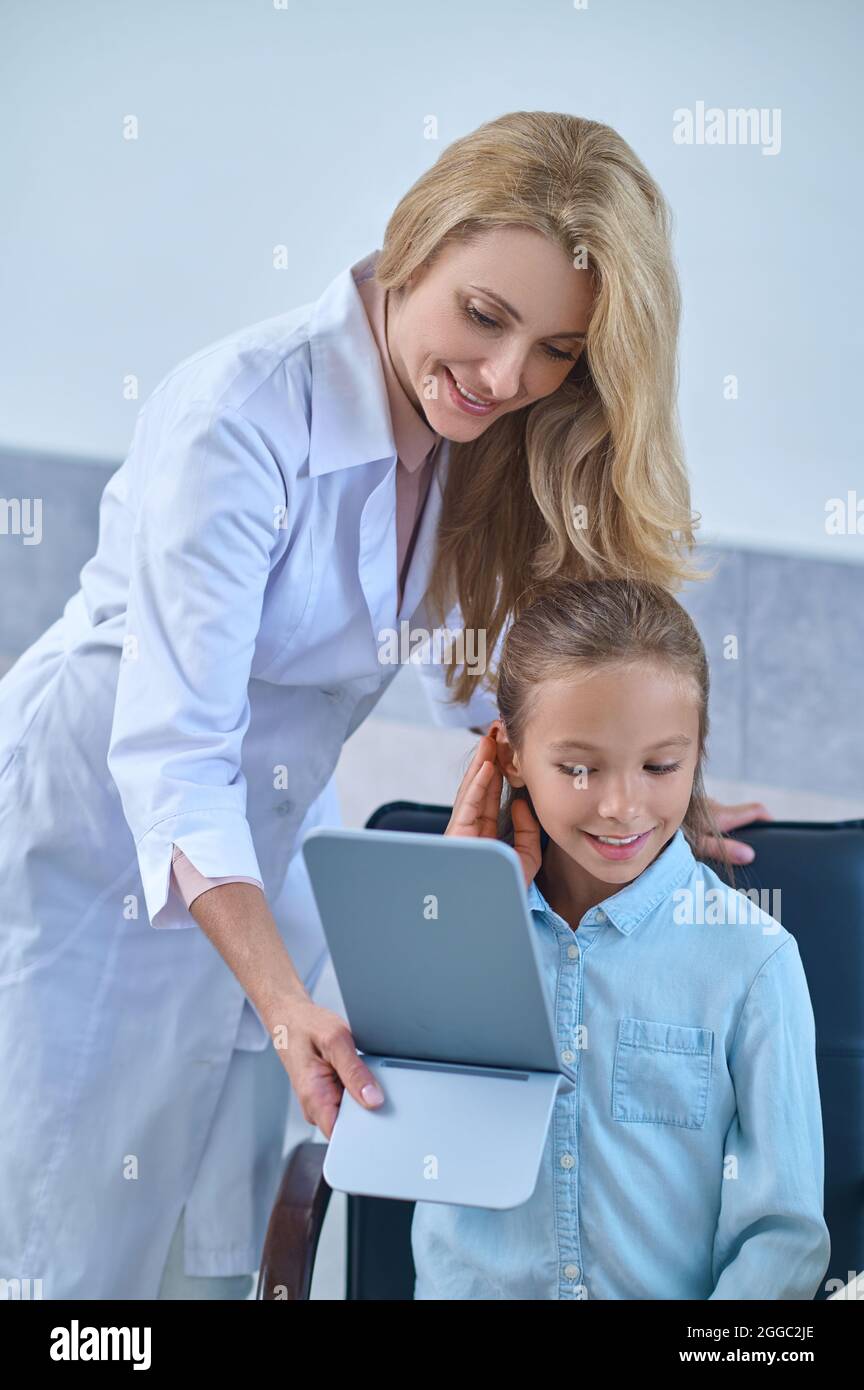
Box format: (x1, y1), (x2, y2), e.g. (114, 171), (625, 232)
(0, 111), (769, 1300)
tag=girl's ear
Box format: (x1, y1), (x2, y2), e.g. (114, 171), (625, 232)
(491, 719), (526, 787)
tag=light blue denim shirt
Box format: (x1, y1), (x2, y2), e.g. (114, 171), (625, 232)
(411, 827), (831, 1300)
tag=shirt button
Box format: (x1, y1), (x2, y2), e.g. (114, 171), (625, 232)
(563, 1263), (581, 1280)
(561, 1049), (575, 1064)
(275, 799), (295, 816)
(567, 943), (580, 960)
(595, 908), (606, 922)
(559, 1153), (575, 1170)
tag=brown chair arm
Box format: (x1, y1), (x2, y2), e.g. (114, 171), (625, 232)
(256, 1140), (332, 1299)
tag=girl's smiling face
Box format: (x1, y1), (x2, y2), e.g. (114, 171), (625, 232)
(384, 224), (595, 442)
(495, 661), (701, 916)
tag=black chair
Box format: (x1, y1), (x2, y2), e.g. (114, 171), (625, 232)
(257, 804), (864, 1300)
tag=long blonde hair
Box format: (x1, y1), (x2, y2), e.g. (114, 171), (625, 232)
(375, 110), (714, 707)
(494, 576), (736, 883)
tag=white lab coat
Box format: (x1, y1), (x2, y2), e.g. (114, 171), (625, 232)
(0, 251), (499, 1298)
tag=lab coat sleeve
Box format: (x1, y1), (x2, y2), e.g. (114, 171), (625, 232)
(709, 936), (831, 1299)
(414, 596), (505, 731)
(170, 844), (264, 909)
(106, 398), (288, 930)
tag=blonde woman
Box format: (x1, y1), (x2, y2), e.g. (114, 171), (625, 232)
(0, 110), (770, 1300)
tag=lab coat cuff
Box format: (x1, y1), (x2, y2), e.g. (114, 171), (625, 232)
(170, 845), (264, 910)
(419, 673), (499, 730)
(137, 810), (264, 930)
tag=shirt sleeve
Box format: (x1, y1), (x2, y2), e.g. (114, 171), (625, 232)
(106, 397), (288, 930)
(413, 597), (505, 730)
(170, 844), (264, 910)
(709, 936), (831, 1299)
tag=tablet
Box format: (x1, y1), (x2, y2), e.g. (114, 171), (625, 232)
(301, 827), (575, 1208)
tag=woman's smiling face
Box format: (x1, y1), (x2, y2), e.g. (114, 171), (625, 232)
(385, 224), (595, 441)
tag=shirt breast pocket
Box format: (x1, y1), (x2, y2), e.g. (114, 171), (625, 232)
(612, 1016), (714, 1129)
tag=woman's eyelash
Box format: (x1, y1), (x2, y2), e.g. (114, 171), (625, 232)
(558, 762), (683, 777)
(463, 302), (576, 362)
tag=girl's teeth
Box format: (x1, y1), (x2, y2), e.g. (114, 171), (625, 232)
(596, 833), (641, 845)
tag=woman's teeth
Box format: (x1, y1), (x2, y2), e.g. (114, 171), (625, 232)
(447, 367), (495, 406)
(454, 378), (492, 405)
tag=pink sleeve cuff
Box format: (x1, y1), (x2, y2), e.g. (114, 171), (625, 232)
(171, 844), (264, 910)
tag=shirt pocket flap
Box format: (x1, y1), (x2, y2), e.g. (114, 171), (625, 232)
(617, 1016), (713, 1055)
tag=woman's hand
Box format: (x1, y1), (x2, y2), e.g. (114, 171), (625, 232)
(189, 881), (385, 1140)
(698, 797), (774, 865)
(269, 995), (385, 1141)
(446, 729), (543, 887)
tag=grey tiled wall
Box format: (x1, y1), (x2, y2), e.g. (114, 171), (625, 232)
(2, 449), (862, 798)
(675, 548), (863, 798)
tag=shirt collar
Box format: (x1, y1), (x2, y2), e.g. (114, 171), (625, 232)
(526, 827), (696, 935)
(307, 249), (439, 477)
(353, 250), (440, 472)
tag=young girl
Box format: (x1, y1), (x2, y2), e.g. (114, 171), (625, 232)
(411, 577), (830, 1301)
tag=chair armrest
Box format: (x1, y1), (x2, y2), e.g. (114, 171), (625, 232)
(256, 1140), (332, 1300)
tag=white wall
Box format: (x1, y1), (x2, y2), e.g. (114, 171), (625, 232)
(1, 0), (860, 561)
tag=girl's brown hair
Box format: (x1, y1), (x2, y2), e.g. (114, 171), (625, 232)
(494, 576), (737, 884)
(376, 110), (715, 709)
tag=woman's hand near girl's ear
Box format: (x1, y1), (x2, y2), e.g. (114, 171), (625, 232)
(445, 731), (543, 888)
